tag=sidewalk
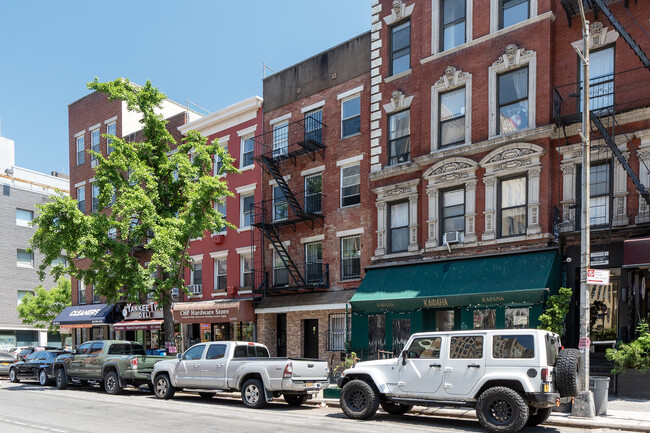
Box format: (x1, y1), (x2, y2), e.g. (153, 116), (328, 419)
(309, 395), (650, 432)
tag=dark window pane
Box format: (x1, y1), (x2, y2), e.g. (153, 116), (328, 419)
(503, 0), (529, 28)
(499, 68), (528, 105)
(493, 335), (535, 358)
(206, 344), (226, 360)
(450, 336), (484, 358)
(342, 116), (361, 137)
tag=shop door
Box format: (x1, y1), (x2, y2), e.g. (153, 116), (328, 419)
(303, 319), (318, 359)
(444, 334), (486, 396)
(277, 314), (287, 357)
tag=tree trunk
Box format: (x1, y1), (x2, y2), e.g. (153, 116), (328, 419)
(162, 289), (175, 353)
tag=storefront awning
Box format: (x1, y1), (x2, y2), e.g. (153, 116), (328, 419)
(172, 299), (255, 324)
(255, 290), (355, 314)
(351, 250), (560, 311)
(53, 304), (116, 326)
(113, 320), (163, 331)
(624, 237), (650, 267)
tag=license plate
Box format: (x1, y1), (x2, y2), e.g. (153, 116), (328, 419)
(306, 382), (314, 388)
(1, 362), (9, 366)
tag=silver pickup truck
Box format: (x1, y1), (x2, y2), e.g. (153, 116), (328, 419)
(151, 341), (329, 408)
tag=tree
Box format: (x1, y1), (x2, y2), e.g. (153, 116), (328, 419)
(30, 78), (236, 347)
(17, 277), (71, 333)
(538, 287), (573, 337)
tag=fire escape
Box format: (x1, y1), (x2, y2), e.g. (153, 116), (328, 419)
(252, 115), (329, 293)
(555, 0), (650, 213)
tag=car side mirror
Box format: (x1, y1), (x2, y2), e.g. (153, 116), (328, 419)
(401, 350), (408, 366)
(177, 353), (182, 360)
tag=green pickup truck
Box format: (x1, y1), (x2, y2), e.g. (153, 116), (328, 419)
(53, 340), (173, 395)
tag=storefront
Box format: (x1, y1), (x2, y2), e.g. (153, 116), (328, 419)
(350, 249), (560, 359)
(622, 237), (650, 340)
(113, 302), (165, 352)
(52, 304), (116, 347)
(172, 299), (255, 351)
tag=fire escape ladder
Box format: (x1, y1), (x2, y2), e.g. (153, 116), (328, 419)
(591, 112), (650, 206)
(260, 155), (303, 216)
(260, 225), (306, 287)
(592, 0), (650, 69)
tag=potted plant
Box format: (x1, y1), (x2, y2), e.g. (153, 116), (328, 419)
(606, 321), (650, 398)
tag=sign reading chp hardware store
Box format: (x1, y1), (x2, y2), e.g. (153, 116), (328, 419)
(122, 302), (163, 320)
(172, 300), (255, 324)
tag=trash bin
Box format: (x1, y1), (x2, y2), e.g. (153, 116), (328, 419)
(589, 376), (610, 415)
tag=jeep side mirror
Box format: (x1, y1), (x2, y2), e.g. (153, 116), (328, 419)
(401, 350), (407, 366)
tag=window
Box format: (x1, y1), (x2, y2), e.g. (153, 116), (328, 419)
(90, 129), (100, 165)
(498, 67), (528, 134)
(17, 290), (32, 306)
(341, 164), (360, 207)
(17, 249), (33, 267)
(91, 183), (100, 212)
(76, 136), (85, 165)
(272, 122), (288, 158)
(304, 174), (322, 213)
(215, 200), (227, 233)
(241, 137), (254, 168)
(329, 313), (347, 351)
(108, 228), (117, 240)
(474, 309), (497, 329)
(436, 310), (455, 331)
(241, 194), (254, 228)
(304, 109), (323, 144)
(505, 308), (529, 329)
(305, 241), (323, 284)
(273, 251), (289, 287)
(500, 0), (529, 29)
(389, 201), (409, 253)
(192, 262), (202, 286)
(450, 335), (483, 358)
(581, 46), (614, 112)
(440, 188), (465, 244)
(390, 20), (410, 75)
(234, 345), (269, 358)
(77, 186), (85, 213)
(407, 337), (442, 359)
(206, 344), (227, 360)
(89, 342), (104, 356)
(341, 235), (361, 280)
(388, 110), (410, 165)
(441, 0), (465, 51)
(214, 258), (227, 292)
(589, 163), (611, 226)
(92, 285), (101, 303)
(493, 335), (534, 358)
(182, 344), (205, 361)
(52, 255), (66, 266)
(77, 280), (86, 305)
(241, 255), (253, 288)
(107, 122), (116, 154)
(273, 186), (288, 221)
(76, 343), (91, 355)
(440, 87), (466, 147)
(342, 96), (361, 138)
(498, 176), (527, 237)
(16, 209), (33, 227)
(215, 144), (228, 175)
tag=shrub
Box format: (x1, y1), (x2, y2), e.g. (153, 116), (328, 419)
(606, 321), (650, 374)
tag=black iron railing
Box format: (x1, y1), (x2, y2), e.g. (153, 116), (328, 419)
(270, 262), (329, 290)
(253, 116), (326, 163)
(252, 191), (324, 227)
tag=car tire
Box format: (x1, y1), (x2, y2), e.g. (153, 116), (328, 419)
(104, 371), (122, 395)
(340, 380), (380, 420)
(241, 378), (267, 409)
(283, 394), (308, 407)
(38, 369), (50, 386)
(55, 369), (67, 390)
(526, 407), (552, 426)
(153, 374), (175, 400)
(9, 368), (19, 383)
(380, 401), (413, 415)
(476, 386), (529, 433)
(556, 348), (583, 397)
(199, 392), (216, 399)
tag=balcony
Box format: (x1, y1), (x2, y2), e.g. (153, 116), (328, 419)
(253, 116), (326, 165)
(270, 262), (329, 292)
(553, 67), (650, 126)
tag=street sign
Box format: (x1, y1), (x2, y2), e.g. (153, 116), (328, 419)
(591, 251), (609, 266)
(578, 337), (591, 349)
(587, 269), (610, 285)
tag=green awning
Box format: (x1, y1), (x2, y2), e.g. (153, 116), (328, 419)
(351, 250), (560, 311)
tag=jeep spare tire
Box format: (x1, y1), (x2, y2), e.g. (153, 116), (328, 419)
(556, 348), (583, 397)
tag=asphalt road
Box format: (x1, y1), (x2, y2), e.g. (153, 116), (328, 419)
(0, 379), (625, 433)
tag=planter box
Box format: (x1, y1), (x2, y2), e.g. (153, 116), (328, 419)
(323, 384), (341, 399)
(616, 370), (650, 398)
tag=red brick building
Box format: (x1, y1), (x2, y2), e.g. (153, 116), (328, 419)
(174, 96), (263, 349)
(252, 33), (372, 365)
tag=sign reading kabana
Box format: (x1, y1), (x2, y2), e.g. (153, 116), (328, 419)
(423, 298), (449, 307)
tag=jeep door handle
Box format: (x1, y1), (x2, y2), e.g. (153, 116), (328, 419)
(429, 363), (441, 368)
(217, 363), (224, 368)
(467, 364), (481, 368)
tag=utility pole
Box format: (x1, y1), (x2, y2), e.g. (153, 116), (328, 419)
(572, 0), (596, 418)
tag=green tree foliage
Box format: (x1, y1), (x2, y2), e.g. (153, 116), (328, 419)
(606, 321), (650, 373)
(17, 278), (71, 333)
(29, 78), (237, 344)
(538, 287), (573, 337)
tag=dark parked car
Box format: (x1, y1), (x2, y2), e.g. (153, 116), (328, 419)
(9, 350), (68, 385)
(15, 346), (60, 361)
(0, 352), (16, 376)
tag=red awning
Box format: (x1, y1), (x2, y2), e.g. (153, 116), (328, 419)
(113, 320), (163, 331)
(624, 237), (650, 266)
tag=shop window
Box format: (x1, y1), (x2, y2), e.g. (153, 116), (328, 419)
(241, 254), (253, 289)
(500, 0), (529, 29)
(498, 67), (528, 134)
(388, 110), (410, 166)
(368, 314), (386, 359)
(390, 20), (410, 75)
(441, 0), (466, 51)
(272, 122), (288, 158)
(440, 87), (466, 147)
(214, 258), (227, 292)
(273, 186), (288, 221)
(304, 173), (322, 214)
(341, 235), (361, 280)
(505, 307), (529, 328)
(273, 251), (288, 287)
(440, 187), (465, 245)
(407, 337), (442, 359)
(392, 319), (411, 356)
(473, 309), (497, 329)
(77, 280), (86, 305)
(389, 201), (409, 253)
(341, 95), (361, 138)
(436, 310), (455, 331)
(304, 108), (323, 144)
(493, 335), (534, 358)
(16, 209), (33, 227)
(76, 135), (85, 165)
(77, 186), (86, 213)
(107, 122), (116, 154)
(450, 335), (484, 358)
(341, 164), (361, 207)
(498, 176), (527, 237)
(206, 344), (227, 360)
(329, 313), (347, 351)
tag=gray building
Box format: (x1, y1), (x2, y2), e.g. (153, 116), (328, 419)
(0, 135), (69, 351)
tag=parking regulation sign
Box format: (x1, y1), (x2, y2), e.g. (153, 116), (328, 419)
(587, 269), (610, 285)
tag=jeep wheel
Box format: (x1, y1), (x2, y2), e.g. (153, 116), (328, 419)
(104, 371), (122, 395)
(340, 380), (380, 420)
(38, 369), (50, 386)
(8, 368), (19, 383)
(381, 401), (413, 415)
(55, 369), (67, 390)
(476, 386), (529, 433)
(284, 393), (308, 406)
(556, 348), (583, 397)
(153, 374), (175, 400)
(241, 378), (267, 409)
(526, 407), (552, 426)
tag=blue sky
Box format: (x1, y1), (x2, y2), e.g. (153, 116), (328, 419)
(0, 1), (370, 175)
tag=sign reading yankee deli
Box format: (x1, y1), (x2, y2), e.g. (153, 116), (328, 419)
(172, 300), (255, 324)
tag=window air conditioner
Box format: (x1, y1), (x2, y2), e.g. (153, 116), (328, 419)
(443, 231), (462, 245)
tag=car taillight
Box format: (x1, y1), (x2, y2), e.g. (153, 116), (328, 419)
(283, 362), (293, 379)
(130, 358), (138, 369)
(541, 368), (549, 381)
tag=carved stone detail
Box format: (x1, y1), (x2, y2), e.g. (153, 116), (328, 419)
(492, 44), (533, 68)
(560, 165), (575, 175)
(378, 232), (383, 248)
(484, 177), (496, 187)
(391, 90), (403, 109)
(528, 168), (541, 178)
(486, 147), (535, 164)
(591, 22), (604, 45)
(466, 180), (477, 190)
(435, 66), (470, 89)
(486, 214), (493, 231)
(393, 0), (403, 17)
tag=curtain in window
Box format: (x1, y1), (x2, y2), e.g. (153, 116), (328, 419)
(390, 202), (409, 252)
(499, 68), (528, 133)
(440, 88), (465, 146)
(581, 47), (614, 110)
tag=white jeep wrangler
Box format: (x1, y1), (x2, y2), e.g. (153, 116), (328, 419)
(338, 329), (581, 433)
